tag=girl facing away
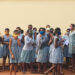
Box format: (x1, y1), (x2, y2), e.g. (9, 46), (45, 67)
(44, 28), (64, 75)
(9, 30), (21, 75)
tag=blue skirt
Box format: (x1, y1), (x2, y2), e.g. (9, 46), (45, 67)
(21, 50), (32, 63)
(36, 47), (48, 63)
(10, 47), (19, 64)
(31, 48), (36, 62)
(0, 45), (3, 58)
(49, 47), (64, 64)
(64, 45), (72, 58)
(18, 46), (22, 63)
(3, 45), (9, 57)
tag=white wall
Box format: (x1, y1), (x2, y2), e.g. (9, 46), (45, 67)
(0, 1), (75, 35)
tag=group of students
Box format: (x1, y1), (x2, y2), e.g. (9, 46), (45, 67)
(0, 24), (75, 75)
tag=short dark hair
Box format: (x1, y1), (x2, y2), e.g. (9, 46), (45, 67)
(16, 27), (21, 30)
(28, 24), (32, 27)
(5, 28), (10, 32)
(21, 30), (24, 34)
(13, 30), (18, 33)
(54, 27), (61, 35)
(39, 27), (45, 32)
(71, 24), (75, 28)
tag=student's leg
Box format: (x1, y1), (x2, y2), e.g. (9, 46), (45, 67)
(57, 64), (61, 75)
(60, 64), (64, 75)
(22, 63), (25, 73)
(30, 62), (33, 72)
(44, 64), (56, 75)
(14, 64), (17, 75)
(10, 64), (13, 75)
(3, 56), (7, 70)
(52, 64), (57, 75)
(72, 54), (75, 72)
(43, 63), (47, 72)
(8, 56), (10, 70)
(37, 62), (41, 73)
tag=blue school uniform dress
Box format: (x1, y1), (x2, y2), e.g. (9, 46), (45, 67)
(36, 33), (49, 63)
(0, 44), (3, 58)
(21, 35), (34, 63)
(10, 37), (19, 64)
(49, 36), (64, 64)
(69, 31), (75, 55)
(0, 36), (3, 58)
(45, 32), (50, 62)
(31, 32), (37, 62)
(18, 34), (24, 63)
(3, 35), (12, 57)
(63, 35), (72, 57)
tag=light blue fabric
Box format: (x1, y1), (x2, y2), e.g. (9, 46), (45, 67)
(36, 34), (49, 63)
(49, 36), (64, 64)
(36, 47), (48, 63)
(10, 37), (19, 63)
(3, 35), (12, 57)
(31, 48), (36, 62)
(64, 45), (72, 57)
(21, 50), (32, 63)
(0, 45), (3, 58)
(69, 31), (75, 54)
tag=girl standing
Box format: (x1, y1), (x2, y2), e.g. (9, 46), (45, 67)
(36, 28), (49, 73)
(2, 28), (12, 70)
(69, 24), (75, 72)
(45, 28), (64, 75)
(21, 30), (34, 73)
(0, 35), (3, 58)
(9, 30), (21, 75)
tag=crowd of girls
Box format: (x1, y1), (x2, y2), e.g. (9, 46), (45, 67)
(0, 24), (75, 75)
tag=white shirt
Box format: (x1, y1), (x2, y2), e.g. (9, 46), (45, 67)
(23, 35), (34, 51)
(63, 34), (69, 45)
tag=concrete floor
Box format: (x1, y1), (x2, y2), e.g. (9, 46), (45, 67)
(0, 69), (75, 75)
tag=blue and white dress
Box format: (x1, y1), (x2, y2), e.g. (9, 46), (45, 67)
(0, 36), (3, 58)
(3, 35), (12, 57)
(18, 34), (24, 63)
(63, 34), (72, 57)
(21, 35), (34, 63)
(36, 33), (49, 63)
(69, 31), (75, 54)
(0, 44), (3, 58)
(31, 32), (37, 62)
(49, 36), (64, 64)
(10, 37), (19, 64)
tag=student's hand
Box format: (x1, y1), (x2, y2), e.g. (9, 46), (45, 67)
(12, 54), (15, 59)
(73, 45), (75, 48)
(40, 34), (42, 37)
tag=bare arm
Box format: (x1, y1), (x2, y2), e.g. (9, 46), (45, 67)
(48, 36), (54, 45)
(55, 38), (59, 48)
(9, 39), (13, 55)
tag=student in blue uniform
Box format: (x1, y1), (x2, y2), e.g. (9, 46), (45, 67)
(69, 24), (75, 72)
(0, 36), (3, 58)
(9, 30), (21, 75)
(36, 28), (49, 73)
(32, 27), (37, 63)
(2, 28), (12, 70)
(21, 30), (35, 73)
(63, 29), (71, 67)
(45, 28), (64, 75)
(17, 29), (24, 71)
